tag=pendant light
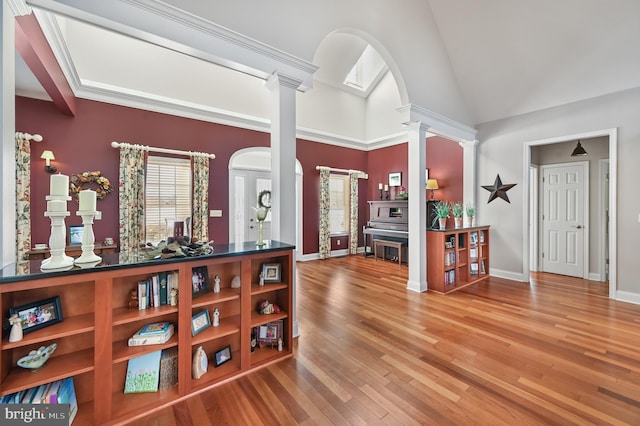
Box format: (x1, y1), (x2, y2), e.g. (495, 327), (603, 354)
(571, 140), (587, 157)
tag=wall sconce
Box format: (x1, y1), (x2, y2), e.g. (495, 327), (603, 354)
(570, 140), (588, 157)
(426, 179), (439, 200)
(40, 150), (57, 173)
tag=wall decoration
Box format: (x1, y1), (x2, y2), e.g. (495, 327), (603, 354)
(388, 172), (402, 187)
(191, 266), (210, 298)
(482, 174), (516, 203)
(70, 171), (113, 200)
(261, 263), (281, 283)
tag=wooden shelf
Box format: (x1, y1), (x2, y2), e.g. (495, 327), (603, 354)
(2, 313), (94, 349)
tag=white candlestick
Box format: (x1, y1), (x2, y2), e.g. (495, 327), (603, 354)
(378, 183), (383, 190)
(47, 200), (66, 212)
(50, 174), (69, 197)
(79, 190), (97, 211)
(384, 184), (389, 191)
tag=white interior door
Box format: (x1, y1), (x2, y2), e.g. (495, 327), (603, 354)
(541, 162), (588, 277)
(232, 171), (272, 244)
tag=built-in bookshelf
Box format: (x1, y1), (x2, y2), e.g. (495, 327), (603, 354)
(427, 226), (490, 293)
(0, 242), (293, 425)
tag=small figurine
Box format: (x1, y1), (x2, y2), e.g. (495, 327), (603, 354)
(258, 299), (280, 315)
(212, 308), (220, 327)
(259, 272), (264, 286)
(9, 314), (23, 343)
(128, 289), (138, 309)
(213, 275), (221, 294)
(169, 288), (178, 306)
(192, 346), (208, 379)
(278, 338), (283, 352)
(231, 275), (241, 289)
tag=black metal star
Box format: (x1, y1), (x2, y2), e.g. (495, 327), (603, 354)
(482, 174), (516, 203)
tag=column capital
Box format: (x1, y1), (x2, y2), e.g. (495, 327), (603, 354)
(7, 0), (31, 16)
(397, 103), (477, 143)
(266, 72), (303, 91)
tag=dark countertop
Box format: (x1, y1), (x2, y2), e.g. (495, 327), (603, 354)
(1, 241), (295, 284)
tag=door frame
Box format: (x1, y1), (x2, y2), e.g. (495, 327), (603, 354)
(539, 161), (589, 279)
(228, 147), (303, 259)
(523, 128), (617, 299)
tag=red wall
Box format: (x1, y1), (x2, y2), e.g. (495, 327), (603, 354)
(16, 96), (462, 255)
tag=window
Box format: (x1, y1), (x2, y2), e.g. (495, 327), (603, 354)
(329, 175), (349, 235)
(145, 155), (191, 243)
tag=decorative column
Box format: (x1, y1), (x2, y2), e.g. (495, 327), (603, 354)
(461, 139), (479, 224)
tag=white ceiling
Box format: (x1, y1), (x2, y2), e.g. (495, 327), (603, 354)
(15, 1), (640, 131)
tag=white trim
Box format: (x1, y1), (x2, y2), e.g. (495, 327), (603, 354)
(522, 128), (617, 300)
(397, 103), (477, 143)
(6, 0), (31, 16)
(614, 290), (640, 306)
(529, 164), (539, 271)
(588, 272), (602, 281)
(598, 159), (609, 283)
(490, 269), (526, 282)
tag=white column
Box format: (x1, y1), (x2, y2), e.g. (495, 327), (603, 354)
(461, 139), (478, 219)
(407, 121), (428, 292)
(1, 2), (17, 266)
(266, 71), (301, 337)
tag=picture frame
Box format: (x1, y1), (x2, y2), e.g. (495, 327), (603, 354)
(68, 225), (84, 245)
(388, 172), (402, 187)
(261, 263), (281, 283)
(256, 319), (283, 346)
(191, 310), (211, 336)
(9, 296), (63, 335)
(213, 345), (232, 368)
(191, 266), (210, 299)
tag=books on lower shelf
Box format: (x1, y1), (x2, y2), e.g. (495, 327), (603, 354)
(444, 269), (455, 287)
(124, 350), (162, 393)
(0, 377), (78, 424)
(128, 323), (175, 346)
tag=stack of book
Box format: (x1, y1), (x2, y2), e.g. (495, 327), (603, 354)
(0, 376), (78, 424)
(128, 322), (175, 346)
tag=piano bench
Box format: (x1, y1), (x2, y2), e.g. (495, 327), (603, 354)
(373, 239), (405, 266)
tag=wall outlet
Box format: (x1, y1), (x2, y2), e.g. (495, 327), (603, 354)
(337, 239), (341, 246)
(210, 210), (223, 217)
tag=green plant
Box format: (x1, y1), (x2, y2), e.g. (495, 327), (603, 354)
(434, 201), (450, 219)
(465, 203), (475, 217)
(452, 202), (464, 218)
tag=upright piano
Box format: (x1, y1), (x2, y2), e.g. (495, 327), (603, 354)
(363, 200), (440, 260)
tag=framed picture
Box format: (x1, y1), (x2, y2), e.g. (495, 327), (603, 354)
(213, 345), (232, 368)
(191, 266), (210, 299)
(256, 320), (283, 346)
(68, 225), (84, 245)
(388, 172), (402, 187)
(261, 263), (281, 283)
(9, 296), (63, 335)
(191, 310), (211, 336)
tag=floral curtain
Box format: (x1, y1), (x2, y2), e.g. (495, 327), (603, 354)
(349, 171), (360, 255)
(15, 133), (32, 262)
(191, 153), (209, 242)
(318, 168), (331, 259)
(118, 144), (146, 253)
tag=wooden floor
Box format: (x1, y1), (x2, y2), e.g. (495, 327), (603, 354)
(131, 256), (640, 425)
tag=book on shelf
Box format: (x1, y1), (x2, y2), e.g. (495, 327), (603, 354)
(470, 247), (478, 259)
(124, 350), (162, 393)
(137, 321), (172, 336)
(479, 231), (485, 243)
(136, 271), (179, 311)
(159, 272), (168, 305)
(159, 347), (179, 390)
(470, 262), (479, 274)
(0, 377), (78, 424)
(128, 323), (175, 346)
(480, 259), (486, 274)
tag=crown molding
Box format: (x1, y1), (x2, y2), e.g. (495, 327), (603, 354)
(27, 0), (318, 90)
(6, 0), (31, 16)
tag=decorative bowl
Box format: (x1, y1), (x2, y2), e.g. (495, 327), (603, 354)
(17, 343), (57, 371)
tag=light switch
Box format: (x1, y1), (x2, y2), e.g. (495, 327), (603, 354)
(210, 210), (223, 217)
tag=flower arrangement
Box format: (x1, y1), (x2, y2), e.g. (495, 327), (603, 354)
(70, 171), (113, 200)
(434, 201), (451, 219)
(451, 202), (464, 218)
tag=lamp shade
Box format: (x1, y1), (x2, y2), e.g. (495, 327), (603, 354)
(40, 150), (55, 162)
(426, 179), (439, 190)
(571, 141), (587, 157)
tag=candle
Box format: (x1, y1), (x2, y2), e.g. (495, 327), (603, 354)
(384, 185), (389, 191)
(50, 174), (69, 197)
(378, 183), (383, 190)
(47, 200), (66, 212)
(79, 190), (97, 211)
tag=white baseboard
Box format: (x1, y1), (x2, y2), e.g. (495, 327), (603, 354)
(298, 247), (365, 262)
(613, 290), (640, 305)
(489, 268), (526, 282)
(587, 272), (603, 282)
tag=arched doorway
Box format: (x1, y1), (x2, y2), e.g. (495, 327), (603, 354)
(229, 147), (303, 259)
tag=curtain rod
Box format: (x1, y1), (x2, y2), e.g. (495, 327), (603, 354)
(111, 141), (216, 159)
(316, 165), (368, 178)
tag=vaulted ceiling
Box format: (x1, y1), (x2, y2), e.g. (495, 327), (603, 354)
(15, 1), (640, 139)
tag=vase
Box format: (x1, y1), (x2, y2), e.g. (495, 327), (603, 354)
(454, 217), (463, 229)
(438, 218), (447, 229)
(256, 220), (265, 247)
(466, 217), (474, 228)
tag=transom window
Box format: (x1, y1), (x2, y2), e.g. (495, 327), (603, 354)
(145, 155), (191, 243)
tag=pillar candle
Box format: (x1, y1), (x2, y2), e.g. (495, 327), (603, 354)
(47, 200), (66, 212)
(378, 183), (383, 190)
(79, 190), (97, 211)
(50, 174), (69, 197)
